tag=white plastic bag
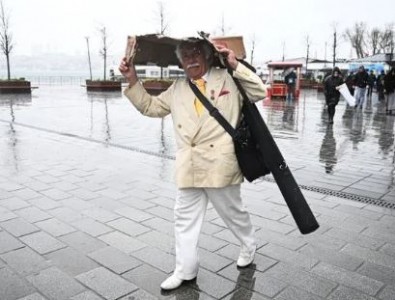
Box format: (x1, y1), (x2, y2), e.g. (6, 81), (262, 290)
(338, 83), (356, 106)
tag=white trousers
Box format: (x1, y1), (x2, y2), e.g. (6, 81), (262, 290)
(173, 184), (256, 280)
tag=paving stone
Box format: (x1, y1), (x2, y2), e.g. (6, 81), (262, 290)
(99, 231), (147, 254)
(327, 285), (377, 300)
(28, 197), (61, 210)
(14, 206), (51, 223)
(324, 227), (385, 250)
(39, 188), (71, 201)
(299, 244), (363, 271)
(264, 262), (338, 298)
(68, 188), (98, 200)
(141, 217), (174, 235)
(88, 246), (142, 274)
(131, 246), (174, 273)
(357, 261), (395, 286)
(60, 198), (95, 211)
(198, 248), (233, 272)
(81, 208), (120, 223)
(16, 293), (48, 300)
(76, 267), (138, 300)
(258, 243), (318, 270)
(0, 207), (17, 222)
(72, 218), (113, 237)
(136, 230), (174, 253)
(59, 231), (107, 254)
(201, 221), (224, 235)
(218, 264), (286, 298)
(275, 286), (326, 300)
(0, 267), (36, 300)
(0, 218), (39, 237)
(35, 218), (76, 237)
(1, 247), (50, 276)
(255, 228), (307, 251)
(11, 188), (41, 200)
(378, 285), (395, 300)
(341, 243), (395, 269)
(249, 215), (295, 235)
(118, 197), (156, 211)
(380, 243), (395, 258)
(97, 188), (128, 200)
(70, 291), (104, 300)
(195, 268), (237, 299)
(47, 206), (84, 223)
(198, 233), (229, 252)
(0, 182), (24, 191)
(89, 197), (126, 211)
(27, 266), (85, 300)
(216, 244), (277, 273)
(123, 188), (157, 200)
(0, 231), (25, 254)
(1, 197), (30, 210)
(49, 181), (79, 192)
(311, 262), (383, 296)
(45, 247), (99, 276)
(334, 204), (383, 221)
(223, 288), (270, 300)
(145, 205), (175, 222)
(120, 289), (159, 300)
(107, 218), (151, 237)
(114, 206), (154, 222)
(20, 231), (66, 254)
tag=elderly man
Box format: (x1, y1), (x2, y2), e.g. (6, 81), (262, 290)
(119, 38), (267, 290)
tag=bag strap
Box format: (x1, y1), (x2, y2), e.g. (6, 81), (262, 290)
(188, 80), (238, 140)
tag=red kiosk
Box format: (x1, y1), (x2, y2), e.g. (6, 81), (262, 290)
(267, 62), (302, 99)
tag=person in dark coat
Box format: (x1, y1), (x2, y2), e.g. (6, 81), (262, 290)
(284, 69), (297, 100)
(377, 70), (385, 101)
(384, 67), (395, 115)
(324, 67), (344, 124)
(345, 71), (355, 96)
(354, 65), (369, 109)
(367, 70), (376, 98)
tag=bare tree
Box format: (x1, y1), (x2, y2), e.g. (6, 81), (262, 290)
(153, 1), (169, 79)
(333, 28), (337, 67)
(0, 0), (13, 80)
(379, 23), (394, 55)
(250, 34), (257, 66)
(156, 1), (168, 35)
(99, 27), (108, 80)
(218, 13), (231, 36)
(368, 28), (380, 55)
(282, 41), (285, 61)
(85, 37), (93, 80)
(344, 22), (367, 58)
(305, 35), (310, 74)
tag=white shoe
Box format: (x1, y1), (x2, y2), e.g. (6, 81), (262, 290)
(160, 275), (183, 290)
(237, 247), (256, 268)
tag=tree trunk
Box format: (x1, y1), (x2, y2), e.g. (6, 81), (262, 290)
(6, 52), (10, 80)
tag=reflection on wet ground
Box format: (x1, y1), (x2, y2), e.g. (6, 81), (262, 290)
(0, 86), (394, 203)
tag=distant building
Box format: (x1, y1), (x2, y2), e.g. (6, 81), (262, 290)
(349, 53), (395, 73)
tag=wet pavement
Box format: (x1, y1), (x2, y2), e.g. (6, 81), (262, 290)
(0, 85), (395, 299)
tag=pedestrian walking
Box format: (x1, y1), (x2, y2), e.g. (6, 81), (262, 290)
(384, 67), (395, 115)
(323, 67), (344, 124)
(284, 68), (297, 101)
(119, 38), (267, 291)
(377, 70), (385, 101)
(367, 69), (376, 98)
(354, 65), (369, 109)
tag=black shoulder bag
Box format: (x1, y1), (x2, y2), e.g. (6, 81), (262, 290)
(188, 80), (270, 182)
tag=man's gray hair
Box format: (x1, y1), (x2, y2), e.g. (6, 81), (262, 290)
(175, 40), (214, 65)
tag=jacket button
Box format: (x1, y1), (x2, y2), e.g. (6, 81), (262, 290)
(210, 144), (214, 147)
(191, 143), (196, 147)
(178, 124), (182, 128)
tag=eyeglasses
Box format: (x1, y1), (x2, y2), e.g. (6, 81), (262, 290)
(180, 49), (202, 60)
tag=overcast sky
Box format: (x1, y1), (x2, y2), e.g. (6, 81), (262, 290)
(3, 0), (395, 65)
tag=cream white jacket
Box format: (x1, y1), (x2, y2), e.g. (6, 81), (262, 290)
(124, 63), (267, 188)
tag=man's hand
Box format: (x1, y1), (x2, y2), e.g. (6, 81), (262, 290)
(119, 57), (138, 87)
(211, 42), (238, 70)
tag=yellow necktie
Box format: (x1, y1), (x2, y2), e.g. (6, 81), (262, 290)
(194, 78), (206, 117)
